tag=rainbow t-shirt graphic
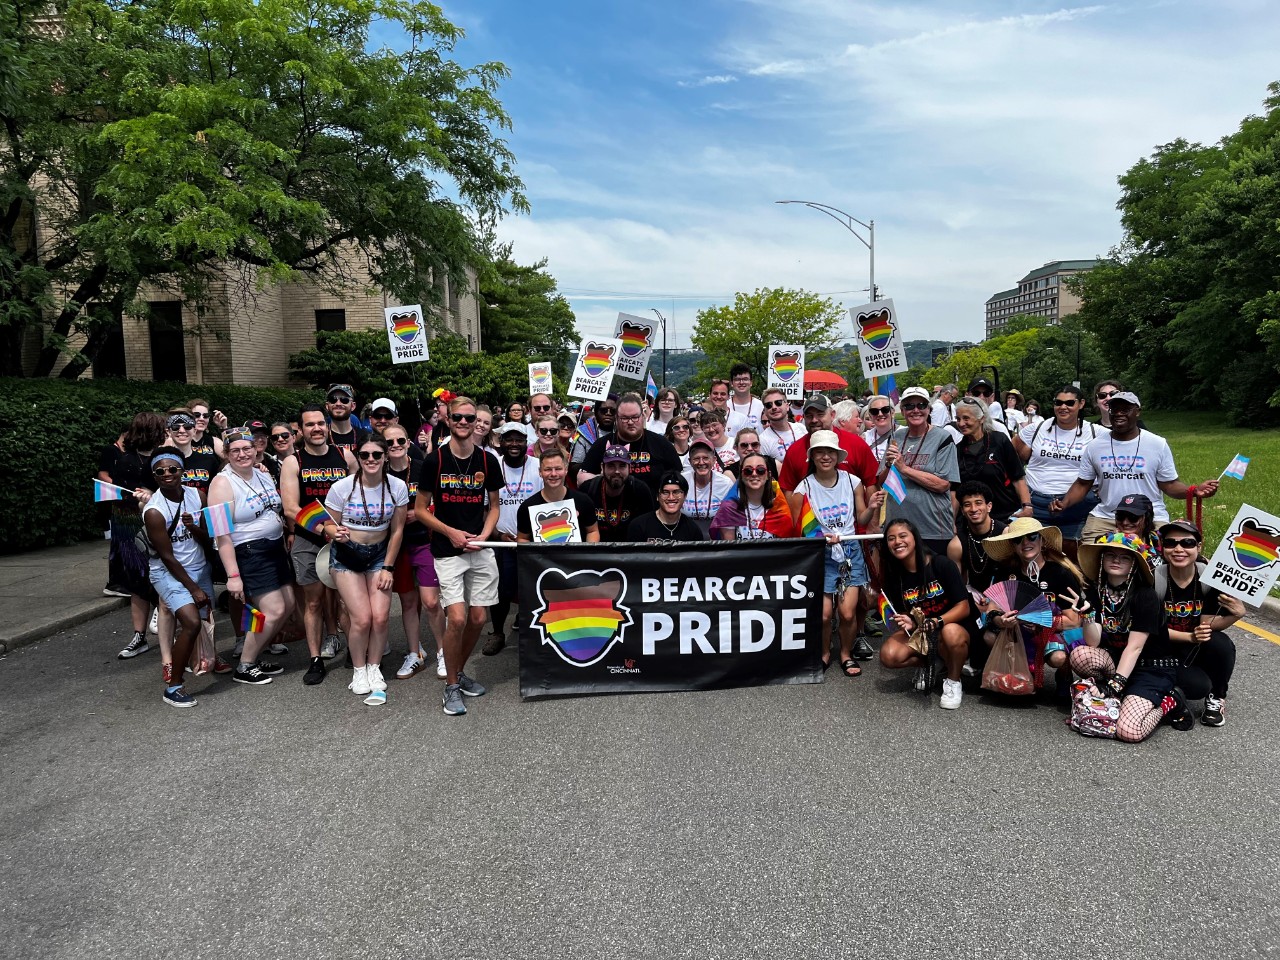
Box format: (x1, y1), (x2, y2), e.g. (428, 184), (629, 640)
(1232, 520), (1280, 570)
(858, 310), (895, 351)
(771, 351), (801, 382)
(618, 322), (652, 358)
(533, 569), (631, 666)
(536, 508), (576, 544)
(389, 311), (419, 343)
(581, 342), (615, 378)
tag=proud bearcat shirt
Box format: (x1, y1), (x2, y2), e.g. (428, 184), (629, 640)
(579, 432), (682, 495)
(1077, 430), (1178, 523)
(418, 447), (503, 558)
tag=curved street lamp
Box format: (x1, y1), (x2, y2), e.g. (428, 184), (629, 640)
(650, 308), (668, 388)
(775, 200), (876, 301)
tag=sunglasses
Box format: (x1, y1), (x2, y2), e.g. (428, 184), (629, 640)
(358, 451), (385, 461)
(1014, 532), (1041, 544)
(1052, 398), (1078, 406)
(192, 412), (209, 419)
(153, 465), (182, 476)
(1162, 537), (1199, 549)
(901, 401), (928, 412)
(973, 389), (993, 397)
(764, 398), (789, 408)
(271, 433), (291, 441)
(739, 441), (761, 450)
(532, 405), (551, 413)
(1096, 391), (1116, 400)
(169, 423), (191, 431)
(450, 413), (477, 423)
(370, 411), (394, 419)
(536, 427), (559, 437)
(327, 394), (352, 404)
(387, 437), (409, 447)
(867, 406), (892, 416)
(672, 423), (690, 431)
(741, 466), (768, 477)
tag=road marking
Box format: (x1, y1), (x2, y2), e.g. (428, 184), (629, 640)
(1239, 621), (1280, 646)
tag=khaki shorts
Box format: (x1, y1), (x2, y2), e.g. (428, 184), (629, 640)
(1080, 513), (1117, 543)
(434, 550), (499, 608)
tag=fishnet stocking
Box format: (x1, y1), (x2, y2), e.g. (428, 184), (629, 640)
(1068, 646), (1163, 742)
(1069, 645), (1114, 680)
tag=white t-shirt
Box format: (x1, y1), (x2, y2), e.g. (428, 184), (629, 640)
(711, 440), (739, 470)
(646, 418), (671, 435)
(711, 408), (749, 435)
(1077, 429), (1178, 521)
(682, 470), (734, 522)
(863, 428), (895, 465)
(929, 399), (953, 427)
(1019, 419), (1108, 495)
(759, 421), (805, 463)
(795, 473), (861, 538)
(728, 396), (764, 430)
(497, 459), (543, 536)
(325, 474), (409, 533)
(145, 487), (205, 574)
(1004, 407), (1027, 431)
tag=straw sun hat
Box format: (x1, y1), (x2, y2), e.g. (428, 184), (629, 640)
(981, 517), (1062, 562)
(1077, 532), (1155, 584)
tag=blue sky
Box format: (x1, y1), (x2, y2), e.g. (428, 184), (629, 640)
(416, 1), (1280, 347)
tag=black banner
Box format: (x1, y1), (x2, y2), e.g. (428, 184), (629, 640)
(517, 540), (825, 698)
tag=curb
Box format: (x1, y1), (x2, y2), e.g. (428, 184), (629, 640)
(1260, 597), (1280, 623)
(0, 597), (129, 656)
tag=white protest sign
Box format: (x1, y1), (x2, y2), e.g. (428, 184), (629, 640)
(1201, 503), (1280, 607)
(528, 362), (553, 396)
(612, 313), (657, 381)
(384, 304), (429, 365)
(528, 499), (583, 544)
(567, 337), (622, 401)
(851, 299), (908, 379)
(767, 345), (806, 401)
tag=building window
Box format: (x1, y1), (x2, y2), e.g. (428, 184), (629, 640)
(448, 279), (461, 316)
(91, 303), (127, 379)
(148, 301), (187, 383)
(315, 309), (346, 332)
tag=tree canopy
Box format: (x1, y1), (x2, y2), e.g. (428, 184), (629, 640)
(1, 0), (525, 378)
(477, 251), (579, 380)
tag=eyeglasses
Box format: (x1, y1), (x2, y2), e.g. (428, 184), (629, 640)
(741, 466), (768, 477)
(658, 488), (684, 498)
(327, 394), (352, 404)
(867, 406), (892, 416)
(1096, 391), (1117, 400)
(617, 413), (643, 423)
(271, 433), (291, 441)
(358, 451), (385, 461)
(1014, 532), (1041, 544)
(764, 398), (789, 409)
(659, 397), (676, 404)
(1052, 398), (1077, 406)
(450, 413), (477, 423)
(537, 427), (559, 436)
(1162, 537), (1198, 549)
(387, 437), (409, 447)
(732, 375), (752, 382)
(901, 401), (928, 412)
(153, 465), (182, 476)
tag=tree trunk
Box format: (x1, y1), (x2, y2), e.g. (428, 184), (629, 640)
(31, 262), (108, 377)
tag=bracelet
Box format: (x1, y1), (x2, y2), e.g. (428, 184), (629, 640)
(1020, 502), (1032, 508)
(227, 572), (240, 579)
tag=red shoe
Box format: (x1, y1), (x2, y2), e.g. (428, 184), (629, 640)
(212, 657), (234, 675)
(161, 662), (176, 685)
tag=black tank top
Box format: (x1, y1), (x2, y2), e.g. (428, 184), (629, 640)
(296, 445), (349, 544)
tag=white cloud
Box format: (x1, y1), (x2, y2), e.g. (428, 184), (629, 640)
(677, 74), (739, 87)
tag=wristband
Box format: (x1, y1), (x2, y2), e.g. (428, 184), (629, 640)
(1020, 502), (1032, 508)
(1103, 673), (1128, 698)
(227, 572), (241, 579)
(1189, 484), (1197, 498)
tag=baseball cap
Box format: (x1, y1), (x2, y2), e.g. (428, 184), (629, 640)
(900, 386), (931, 404)
(370, 397), (397, 414)
(656, 470), (688, 494)
(603, 444), (631, 464)
(688, 436), (715, 453)
(327, 383), (355, 399)
(247, 420), (268, 435)
(1158, 519), (1202, 541)
(497, 421), (529, 440)
(968, 377), (995, 394)
(802, 395), (831, 413)
(1109, 391), (1141, 407)
(1115, 493), (1153, 516)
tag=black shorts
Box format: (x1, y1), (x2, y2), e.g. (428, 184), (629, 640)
(1124, 664), (1176, 708)
(234, 537), (294, 598)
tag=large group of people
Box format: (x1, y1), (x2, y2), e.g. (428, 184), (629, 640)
(96, 371), (1240, 738)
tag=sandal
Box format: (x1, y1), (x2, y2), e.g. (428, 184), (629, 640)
(841, 658), (862, 677)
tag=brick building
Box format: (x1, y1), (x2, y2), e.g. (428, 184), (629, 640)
(983, 259), (1096, 338)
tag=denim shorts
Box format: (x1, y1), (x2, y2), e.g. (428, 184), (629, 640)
(330, 539), (388, 574)
(234, 537), (293, 597)
(1030, 489), (1099, 540)
(823, 540), (869, 594)
(150, 562), (214, 614)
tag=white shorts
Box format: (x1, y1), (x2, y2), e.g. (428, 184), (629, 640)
(434, 550), (499, 608)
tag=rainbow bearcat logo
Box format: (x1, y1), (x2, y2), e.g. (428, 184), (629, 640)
(618, 321), (653, 359)
(389, 310), (420, 344)
(857, 308), (896, 352)
(770, 351), (801, 383)
(1231, 518), (1280, 571)
(581, 342), (616, 378)
(532, 568), (632, 667)
(536, 508), (577, 545)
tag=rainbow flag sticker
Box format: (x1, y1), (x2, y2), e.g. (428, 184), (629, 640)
(532, 502), (580, 544)
(533, 570), (631, 666)
(859, 310), (895, 351)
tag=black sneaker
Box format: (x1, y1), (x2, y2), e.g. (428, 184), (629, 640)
(303, 657), (326, 686)
(853, 635), (875, 660)
(162, 687), (197, 708)
(1162, 689), (1194, 731)
(1202, 695), (1226, 727)
(233, 664), (274, 685)
(103, 584), (131, 598)
(254, 660), (284, 676)
(117, 633), (150, 659)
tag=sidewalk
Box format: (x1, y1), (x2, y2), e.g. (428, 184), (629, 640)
(0, 540), (127, 654)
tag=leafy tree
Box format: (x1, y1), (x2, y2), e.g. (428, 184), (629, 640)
(478, 252), (579, 380)
(689, 287), (845, 393)
(1, 0), (525, 378)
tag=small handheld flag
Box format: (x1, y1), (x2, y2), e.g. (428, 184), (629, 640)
(295, 500), (333, 535)
(645, 372), (658, 403)
(203, 501), (235, 538)
(93, 479), (131, 502)
(877, 594), (897, 622)
(1220, 454), (1250, 482)
(574, 417), (599, 447)
(798, 496), (824, 538)
(883, 465), (908, 504)
(240, 603), (266, 635)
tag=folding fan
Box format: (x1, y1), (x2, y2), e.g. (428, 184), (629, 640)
(1015, 594), (1056, 629)
(982, 581), (1056, 629)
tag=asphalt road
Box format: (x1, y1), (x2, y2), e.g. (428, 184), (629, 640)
(2, 607), (1278, 960)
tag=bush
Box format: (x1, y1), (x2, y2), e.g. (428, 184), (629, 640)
(1220, 354), (1280, 429)
(0, 378), (320, 553)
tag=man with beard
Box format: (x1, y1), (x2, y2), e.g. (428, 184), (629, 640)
(1051, 391), (1218, 541)
(577, 393), (681, 494)
(486, 422), (542, 655)
(569, 394), (617, 485)
(325, 383), (368, 456)
(516, 449), (600, 543)
(757, 387), (805, 466)
(579, 444), (655, 542)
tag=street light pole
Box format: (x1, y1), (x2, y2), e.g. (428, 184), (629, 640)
(776, 200), (875, 301)
(650, 309), (668, 388)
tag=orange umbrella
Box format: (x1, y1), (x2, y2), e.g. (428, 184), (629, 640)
(803, 369), (847, 390)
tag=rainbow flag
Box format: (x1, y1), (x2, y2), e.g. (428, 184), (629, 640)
(581, 344), (614, 376)
(536, 512), (575, 544)
(536, 581), (628, 663)
(203, 501), (235, 538)
(93, 479), (129, 502)
(869, 374), (900, 406)
(619, 325), (650, 357)
(883, 464), (908, 504)
(797, 496), (823, 538)
(1232, 525), (1280, 570)
(240, 602), (266, 635)
(390, 312), (419, 343)
(295, 500), (331, 535)
(877, 593), (897, 622)
(1222, 454), (1250, 481)
(574, 417), (599, 447)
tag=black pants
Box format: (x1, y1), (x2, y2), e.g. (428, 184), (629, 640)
(1175, 630), (1236, 700)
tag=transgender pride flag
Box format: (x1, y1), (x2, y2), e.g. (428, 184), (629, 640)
(883, 465), (908, 504)
(203, 502), (235, 538)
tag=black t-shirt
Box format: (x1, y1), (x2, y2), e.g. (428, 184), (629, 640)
(956, 432), (1026, 518)
(515, 489), (600, 541)
(957, 517), (1007, 590)
(888, 555), (968, 621)
(1014, 559), (1082, 611)
(181, 450), (221, 495)
(1161, 574), (1223, 634)
(98, 442), (124, 477)
(418, 446), (503, 557)
(627, 511), (706, 543)
(1085, 582), (1168, 657)
(329, 423), (368, 457)
(389, 451), (428, 546)
(579, 476), (655, 542)
(579, 431), (682, 494)
(110, 450), (153, 498)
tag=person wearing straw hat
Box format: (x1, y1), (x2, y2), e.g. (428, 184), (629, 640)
(980, 517), (1085, 694)
(1071, 533), (1194, 739)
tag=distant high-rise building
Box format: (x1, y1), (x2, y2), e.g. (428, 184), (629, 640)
(984, 259), (1097, 338)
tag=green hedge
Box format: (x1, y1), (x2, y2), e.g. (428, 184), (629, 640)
(0, 378), (320, 554)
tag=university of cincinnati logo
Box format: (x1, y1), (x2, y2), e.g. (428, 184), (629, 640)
(388, 310), (421, 344)
(581, 342), (616, 377)
(770, 351), (801, 382)
(1231, 518), (1280, 571)
(855, 307), (895, 351)
(536, 507), (577, 544)
(531, 568), (632, 667)
(617, 320), (653, 358)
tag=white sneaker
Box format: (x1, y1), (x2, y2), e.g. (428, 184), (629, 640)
(367, 663), (387, 692)
(435, 649), (446, 679)
(148, 608), (159, 635)
(348, 665), (372, 696)
(396, 652), (423, 679)
(940, 678), (963, 710)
